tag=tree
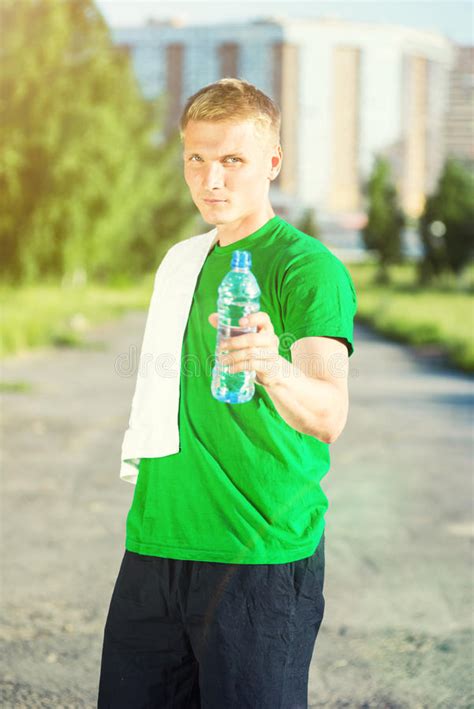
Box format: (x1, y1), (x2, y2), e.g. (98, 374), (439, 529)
(296, 207), (320, 239)
(417, 158), (474, 285)
(0, 0), (196, 285)
(361, 155), (405, 285)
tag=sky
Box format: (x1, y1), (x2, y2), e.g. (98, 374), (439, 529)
(96, 1), (473, 45)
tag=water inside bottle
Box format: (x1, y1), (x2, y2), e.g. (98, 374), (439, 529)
(211, 251), (261, 404)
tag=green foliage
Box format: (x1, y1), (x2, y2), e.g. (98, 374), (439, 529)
(349, 260), (474, 373)
(0, 275), (156, 356)
(417, 158), (474, 284)
(0, 380), (33, 393)
(3, 263), (473, 374)
(361, 155), (405, 284)
(0, 0), (197, 286)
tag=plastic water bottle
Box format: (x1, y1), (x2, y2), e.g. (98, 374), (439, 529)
(211, 250), (261, 404)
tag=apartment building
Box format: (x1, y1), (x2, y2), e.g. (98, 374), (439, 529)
(112, 17), (455, 220)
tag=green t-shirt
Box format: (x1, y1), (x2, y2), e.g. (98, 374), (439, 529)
(125, 215), (357, 564)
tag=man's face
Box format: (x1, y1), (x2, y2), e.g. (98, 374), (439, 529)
(183, 118), (279, 226)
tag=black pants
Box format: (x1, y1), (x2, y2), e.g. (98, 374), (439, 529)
(97, 533), (325, 708)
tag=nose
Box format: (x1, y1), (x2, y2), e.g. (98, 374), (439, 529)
(203, 162), (224, 190)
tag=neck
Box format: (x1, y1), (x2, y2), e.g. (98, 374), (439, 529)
(216, 207), (275, 247)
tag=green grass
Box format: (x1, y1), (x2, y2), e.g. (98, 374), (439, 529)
(0, 274), (155, 358)
(1, 261), (473, 374)
(347, 260), (474, 373)
(0, 379), (33, 393)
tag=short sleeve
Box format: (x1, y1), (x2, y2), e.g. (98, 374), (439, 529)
(280, 252), (358, 357)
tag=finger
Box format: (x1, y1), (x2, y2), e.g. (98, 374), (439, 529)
(239, 311), (274, 334)
(220, 347), (280, 368)
(218, 332), (277, 352)
(223, 352), (281, 375)
(208, 313), (218, 328)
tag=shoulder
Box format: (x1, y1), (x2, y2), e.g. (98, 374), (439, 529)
(276, 219), (354, 284)
(169, 227), (217, 253)
(155, 227), (217, 277)
(164, 227), (217, 259)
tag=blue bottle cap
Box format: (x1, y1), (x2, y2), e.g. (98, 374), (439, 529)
(231, 250), (252, 269)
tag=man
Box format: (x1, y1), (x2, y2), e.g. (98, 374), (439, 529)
(98, 78), (357, 708)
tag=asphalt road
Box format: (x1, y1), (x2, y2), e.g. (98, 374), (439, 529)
(1, 311), (473, 708)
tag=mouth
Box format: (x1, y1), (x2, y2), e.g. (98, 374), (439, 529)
(203, 199), (227, 204)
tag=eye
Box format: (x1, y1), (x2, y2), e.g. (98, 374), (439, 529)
(187, 155), (241, 163)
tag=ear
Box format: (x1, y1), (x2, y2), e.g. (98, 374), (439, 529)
(269, 145), (283, 180)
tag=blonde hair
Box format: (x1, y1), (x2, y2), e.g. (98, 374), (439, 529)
(179, 78), (281, 146)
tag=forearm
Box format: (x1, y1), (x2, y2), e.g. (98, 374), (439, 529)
(262, 356), (345, 443)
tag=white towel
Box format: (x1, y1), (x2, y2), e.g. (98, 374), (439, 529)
(119, 226), (219, 484)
